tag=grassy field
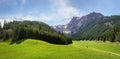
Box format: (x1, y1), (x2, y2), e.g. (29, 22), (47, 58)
(0, 39), (120, 59)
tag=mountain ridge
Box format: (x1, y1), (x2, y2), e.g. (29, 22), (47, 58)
(54, 12), (104, 35)
(54, 12), (120, 42)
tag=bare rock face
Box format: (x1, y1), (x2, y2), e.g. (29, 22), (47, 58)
(54, 12), (104, 35)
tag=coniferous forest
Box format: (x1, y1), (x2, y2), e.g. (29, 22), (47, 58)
(72, 15), (120, 42)
(0, 21), (72, 44)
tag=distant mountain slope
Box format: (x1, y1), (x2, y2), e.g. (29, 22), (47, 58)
(72, 15), (120, 41)
(54, 12), (120, 42)
(1, 21), (72, 44)
(54, 12), (104, 35)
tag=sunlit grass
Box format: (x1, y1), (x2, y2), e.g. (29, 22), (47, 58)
(0, 39), (120, 59)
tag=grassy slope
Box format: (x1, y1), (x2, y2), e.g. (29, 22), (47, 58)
(0, 39), (120, 59)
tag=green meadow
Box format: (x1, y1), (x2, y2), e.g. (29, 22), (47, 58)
(0, 39), (120, 59)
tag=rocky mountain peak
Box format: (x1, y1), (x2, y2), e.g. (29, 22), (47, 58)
(87, 11), (104, 18)
(54, 12), (104, 35)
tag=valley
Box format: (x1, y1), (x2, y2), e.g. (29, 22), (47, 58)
(0, 0), (120, 59)
(0, 39), (120, 59)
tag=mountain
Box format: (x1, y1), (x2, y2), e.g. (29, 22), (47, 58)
(72, 15), (120, 40)
(54, 12), (104, 35)
(0, 21), (72, 44)
(54, 12), (120, 42)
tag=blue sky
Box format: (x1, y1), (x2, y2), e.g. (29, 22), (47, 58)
(0, 0), (120, 26)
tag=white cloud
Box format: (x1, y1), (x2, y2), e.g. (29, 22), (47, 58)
(58, 6), (80, 18)
(33, 0), (82, 25)
(51, 0), (81, 19)
(39, 14), (57, 21)
(0, 16), (14, 27)
(34, 0), (81, 26)
(0, 20), (4, 27)
(22, 15), (38, 21)
(7, 0), (82, 26)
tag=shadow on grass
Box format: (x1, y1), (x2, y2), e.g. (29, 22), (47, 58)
(9, 39), (26, 45)
(9, 38), (72, 45)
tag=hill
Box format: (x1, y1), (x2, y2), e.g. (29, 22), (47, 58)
(0, 21), (72, 44)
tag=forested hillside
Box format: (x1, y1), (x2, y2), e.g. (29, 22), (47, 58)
(0, 21), (72, 44)
(72, 15), (120, 42)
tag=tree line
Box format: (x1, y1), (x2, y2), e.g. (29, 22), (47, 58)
(0, 21), (72, 44)
(73, 15), (120, 42)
